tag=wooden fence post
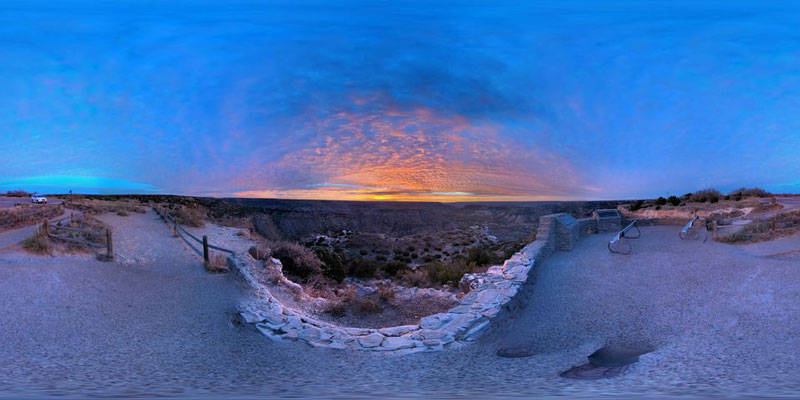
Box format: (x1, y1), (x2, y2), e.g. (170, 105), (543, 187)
(203, 235), (209, 264)
(106, 229), (114, 259)
(712, 221), (718, 240)
(42, 219), (48, 236)
(173, 220), (178, 237)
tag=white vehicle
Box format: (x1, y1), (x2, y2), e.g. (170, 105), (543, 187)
(30, 194), (48, 204)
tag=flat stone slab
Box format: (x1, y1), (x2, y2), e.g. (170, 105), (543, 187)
(560, 363), (630, 380)
(496, 347), (536, 358)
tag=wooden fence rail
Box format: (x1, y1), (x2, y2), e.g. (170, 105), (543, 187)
(153, 206), (234, 265)
(40, 215), (113, 258)
(0, 205), (62, 229)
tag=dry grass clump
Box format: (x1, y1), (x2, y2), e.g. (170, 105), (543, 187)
(47, 215), (110, 252)
(5, 189), (32, 197)
(397, 269), (431, 287)
(22, 230), (51, 254)
(248, 242), (272, 260)
(205, 254), (229, 273)
(719, 210), (800, 243)
(168, 205), (206, 227)
(355, 297), (382, 313)
(68, 199), (146, 216)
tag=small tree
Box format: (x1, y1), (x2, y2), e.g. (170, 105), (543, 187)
(655, 197), (667, 206)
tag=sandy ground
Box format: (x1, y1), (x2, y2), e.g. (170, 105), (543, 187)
(1, 213), (800, 399)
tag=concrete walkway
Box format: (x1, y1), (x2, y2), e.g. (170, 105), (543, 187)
(1, 217), (800, 398)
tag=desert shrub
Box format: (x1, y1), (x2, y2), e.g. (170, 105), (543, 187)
(6, 189), (32, 197)
(692, 189), (722, 203)
(324, 300), (348, 316)
(629, 200), (644, 211)
(655, 197), (667, 206)
(729, 187), (771, 198)
(398, 269), (430, 287)
(348, 258), (378, 278)
(172, 206), (206, 227)
(355, 297), (382, 313)
(315, 249), (347, 283)
(272, 242), (323, 280)
(377, 285), (396, 302)
(248, 243), (272, 260)
(359, 249), (368, 256)
(381, 261), (408, 276)
(425, 260), (472, 286)
(734, 192), (743, 201)
(655, 205), (661, 210)
(667, 195), (680, 206)
(116, 210), (129, 216)
(250, 214), (281, 240)
(22, 231), (50, 254)
(205, 254), (228, 273)
(375, 255), (387, 262)
(466, 247), (492, 266)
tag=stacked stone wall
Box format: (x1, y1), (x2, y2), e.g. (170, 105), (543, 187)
(230, 212), (585, 354)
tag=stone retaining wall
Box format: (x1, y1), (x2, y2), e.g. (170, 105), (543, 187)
(230, 213), (570, 354)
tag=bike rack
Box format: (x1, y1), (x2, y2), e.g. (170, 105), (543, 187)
(608, 220), (640, 255)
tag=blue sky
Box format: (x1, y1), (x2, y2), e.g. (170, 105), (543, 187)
(1, 1), (798, 200)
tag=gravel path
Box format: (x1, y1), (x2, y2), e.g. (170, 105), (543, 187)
(2, 216), (800, 398)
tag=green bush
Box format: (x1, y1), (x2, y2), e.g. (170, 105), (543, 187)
(425, 260), (472, 286)
(655, 197), (667, 206)
(315, 249), (347, 282)
(348, 258), (378, 278)
(667, 195), (680, 206)
(629, 200), (645, 211)
(381, 261), (408, 276)
(466, 247), (492, 266)
(692, 189), (721, 203)
(729, 187), (771, 198)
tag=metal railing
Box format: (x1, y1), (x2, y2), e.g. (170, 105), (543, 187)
(153, 206), (234, 264)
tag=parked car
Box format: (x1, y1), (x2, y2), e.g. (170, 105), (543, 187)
(30, 194), (47, 204)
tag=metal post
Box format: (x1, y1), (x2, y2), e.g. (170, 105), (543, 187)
(712, 221), (718, 240)
(106, 229), (113, 259)
(203, 235), (210, 264)
(173, 221), (178, 237)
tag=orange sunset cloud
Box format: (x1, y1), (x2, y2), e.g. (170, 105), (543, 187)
(234, 104), (599, 201)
